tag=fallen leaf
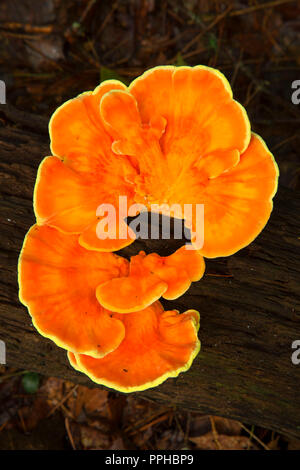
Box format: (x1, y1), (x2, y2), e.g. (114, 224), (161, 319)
(83, 388), (108, 414)
(19, 397), (50, 431)
(109, 436), (126, 450)
(213, 416), (242, 436)
(80, 424), (111, 450)
(288, 438), (300, 450)
(39, 377), (64, 405)
(190, 433), (255, 450)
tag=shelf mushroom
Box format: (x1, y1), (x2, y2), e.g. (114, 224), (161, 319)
(67, 302), (200, 393)
(18, 64), (279, 391)
(18, 225), (200, 392)
(18, 224), (129, 358)
(34, 81), (137, 252)
(34, 65), (278, 261)
(96, 246), (205, 313)
(101, 66), (279, 258)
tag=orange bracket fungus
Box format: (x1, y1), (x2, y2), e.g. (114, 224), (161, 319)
(34, 81), (137, 253)
(96, 246), (205, 313)
(18, 225), (129, 358)
(18, 65), (279, 392)
(68, 303), (200, 393)
(18, 226), (200, 392)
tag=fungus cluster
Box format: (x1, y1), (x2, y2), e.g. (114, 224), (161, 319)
(18, 65), (279, 392)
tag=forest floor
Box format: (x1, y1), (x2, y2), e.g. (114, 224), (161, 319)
(1, 366), (299, 450)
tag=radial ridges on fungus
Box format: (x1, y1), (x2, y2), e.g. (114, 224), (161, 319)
(18, 65), (279, 392)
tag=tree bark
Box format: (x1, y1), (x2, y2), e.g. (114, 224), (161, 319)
(0, 107), (300, 439)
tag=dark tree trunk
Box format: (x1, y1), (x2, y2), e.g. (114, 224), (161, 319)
(0, 106), (300, 439)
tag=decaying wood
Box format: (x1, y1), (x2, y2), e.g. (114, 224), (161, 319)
(0, 107), (299, 439)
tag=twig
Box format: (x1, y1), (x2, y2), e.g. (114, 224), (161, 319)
(0, 31), (43, 40)
(156, 30), (190, 50)
(133, 413), (170, 434)
(263, 27), (283, 55)
(95, 1), (119, 39)
(230, 0), (297, 17)
(271, 134), (298, 151)
(209, 416), (222, 450)
(230, 49), (243, 88)
(210, 10), (225, 68)
(178, 46), (209, 61)
(0, 370), (27, 384)
(239, 422), (270, 450)
(167, 8), (186, 25)
(65, 417), (76, 450)
(103, 38), (130, 61)
(0, 23), (53, 34)
(181, 4), (233, 55)
(47, 384), (78, 417)
(23, 39), (64, 71)
(244, 86), (261, 107)
(87, 40), (101, 68)
(18, 409), (27, 434)
(247, 424), (255, 450)
(124, 410), (168, 434)
(61, 403), (75, 420)
(225, 48), (300, 118)
(78, 0), (97, 24)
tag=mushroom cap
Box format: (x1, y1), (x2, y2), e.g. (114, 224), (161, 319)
(34, 80), (137, 252)
(18, 224), (129, 357)
(190, 132), (279, 257)
(129, 65), (250, 155)
(100, 66), (278, 258)
(68, 301), (200, 393)
(34, 65), (278, 258)
(96, 246), (205, 313)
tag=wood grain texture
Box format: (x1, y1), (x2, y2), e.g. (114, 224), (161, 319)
(0, 108), (299, 438)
